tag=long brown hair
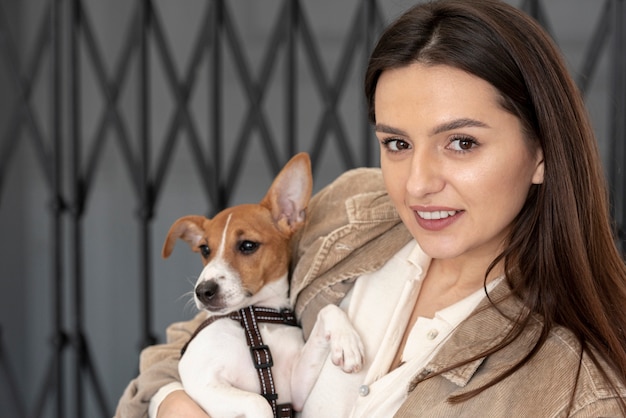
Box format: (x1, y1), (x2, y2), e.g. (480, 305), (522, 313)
(365, 0), (626, 411)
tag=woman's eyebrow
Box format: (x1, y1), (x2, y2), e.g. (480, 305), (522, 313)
(375, 118), (490, 137)
(430, 118), (490, 135)
(375, 124), (408, 136)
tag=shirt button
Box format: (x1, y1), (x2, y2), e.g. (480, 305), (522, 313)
(426, 329), (439, 340)
(358, 385), (370, 397)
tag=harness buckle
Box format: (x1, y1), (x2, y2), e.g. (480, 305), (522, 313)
(250, 344), (273, 369)
(262, 392), (278, 401)
(279, 309), (298, 326)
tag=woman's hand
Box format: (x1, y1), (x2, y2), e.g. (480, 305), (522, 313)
(157, 390), (210, 418)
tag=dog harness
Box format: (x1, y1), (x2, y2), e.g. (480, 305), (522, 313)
(181, 306), (299, 418)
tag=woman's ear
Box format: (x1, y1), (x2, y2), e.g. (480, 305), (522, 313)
(532, 148), (545, 185)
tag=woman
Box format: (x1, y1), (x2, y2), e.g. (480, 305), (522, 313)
(116, 0), (626, 416)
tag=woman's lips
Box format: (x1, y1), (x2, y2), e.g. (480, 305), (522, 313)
(412, 208), (463, 231)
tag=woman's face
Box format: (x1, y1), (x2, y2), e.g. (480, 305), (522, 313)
(375, 63), (544, 263)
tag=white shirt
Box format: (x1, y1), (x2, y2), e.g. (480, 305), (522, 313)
(300, 240), (499, 417)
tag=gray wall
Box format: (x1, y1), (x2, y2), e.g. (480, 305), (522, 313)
(0, 1), (618, 417)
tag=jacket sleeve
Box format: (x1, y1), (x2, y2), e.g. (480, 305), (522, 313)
(113, 312), (206, 418)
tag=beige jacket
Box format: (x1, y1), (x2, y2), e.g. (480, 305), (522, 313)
(115, 168), (626, 418)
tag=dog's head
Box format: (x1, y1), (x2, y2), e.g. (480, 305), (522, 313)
(162, 152), (312, 314)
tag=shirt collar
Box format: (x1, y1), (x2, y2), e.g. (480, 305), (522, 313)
(406, 240), (431, 282)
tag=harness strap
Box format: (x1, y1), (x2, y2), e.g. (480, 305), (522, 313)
(181, 306), (298, 418)
(180, 307), (297, 355)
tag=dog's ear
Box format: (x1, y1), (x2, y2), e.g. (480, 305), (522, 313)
(260, 152), (313, 235)
(162, 215), (208, 259)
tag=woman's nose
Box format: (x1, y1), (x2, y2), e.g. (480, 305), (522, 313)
(406, 149), (445, 198)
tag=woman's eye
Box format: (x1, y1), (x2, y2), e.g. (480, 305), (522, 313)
(382, 138), (411, 152)
(448, 136), (478, 152)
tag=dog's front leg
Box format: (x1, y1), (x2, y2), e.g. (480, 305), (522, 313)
(291, 304), (364, 410)
(179, 340), (275, 418)
(184, 382), (274, 418)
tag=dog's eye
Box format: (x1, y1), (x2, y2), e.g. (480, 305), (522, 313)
(239, 240), (259, 255)
(198, 244), (210, 258)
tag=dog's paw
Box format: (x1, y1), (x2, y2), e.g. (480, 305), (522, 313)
(318, 305), (364, 373)
(329, 326), (364, 373)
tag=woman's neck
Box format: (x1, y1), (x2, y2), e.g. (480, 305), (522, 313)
(424, 256), (503, 295)
(389, 256), (503, 371)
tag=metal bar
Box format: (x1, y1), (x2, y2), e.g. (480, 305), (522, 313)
(222, 1), (282, 184)
(536, 1), (554, 36)
(607, 0), (621, 238)
(69, 0), (85, 415)
(362, 0), (375, 167)
(223, 3), (290, 193)
(33, 352), (58, 417)
(0, 2), (55, 190)
(286, 0), (297, 158)
(323, 0), (369, 166)
(78, 3), (141, 196)
(139, 0), (157, 349)
(297, 2), (356, 171)
(576, 0), (611, 94)
(149, 3), (217, 208)
(67, 2), (118, 415)
(524, 0), (539, 19)
(521, 0), (554, 37)
(78, 334), (111, 417)
(212, 0), (225, 212)
(365, 0), (387, 167)
(613, 0), (626, 251)
(69, 1), (113, 414)
(0, 327), (26, 418)
(0, 1), (52, 196)
(332, 3), (364, 99)
(151, 1), (217, 206)
(51, 1), (67, 417)
(296, 3), (334, 171)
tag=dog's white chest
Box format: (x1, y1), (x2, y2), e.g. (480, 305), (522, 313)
(179, 317), (303, 411)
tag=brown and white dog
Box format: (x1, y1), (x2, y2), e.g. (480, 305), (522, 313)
(162, 152), (363, 417)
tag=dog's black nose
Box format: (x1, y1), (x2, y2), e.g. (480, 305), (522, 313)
(195, 281), (219, 304)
